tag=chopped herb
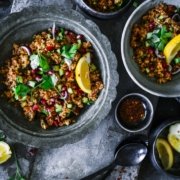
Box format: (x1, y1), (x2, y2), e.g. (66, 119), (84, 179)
(59, 69), (64, 76)
(55, 104), (62, 113)
(12, 84), (31, 100)
(61, 44), (79, 59)
(40, 75), (54, 90)
(67, 103), (73, 109)
(41, 109), (49, 115)
(146, 25), (173, 51)
(16, 76), (23, 84)
(39, 54), (50, 72)
(174, 57), (180, 64)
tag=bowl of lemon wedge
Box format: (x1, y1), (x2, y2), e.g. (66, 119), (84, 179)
(150, 118), (180, 178)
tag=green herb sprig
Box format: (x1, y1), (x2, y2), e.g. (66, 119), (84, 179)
(146, 25), (173, 51)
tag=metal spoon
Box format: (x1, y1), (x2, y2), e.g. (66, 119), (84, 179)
(81, 141), (147, 180)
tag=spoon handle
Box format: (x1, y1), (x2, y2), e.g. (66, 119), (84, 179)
(81, 161), (116, 180)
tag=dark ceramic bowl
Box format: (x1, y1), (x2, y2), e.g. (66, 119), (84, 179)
(150, 118), (180, 178)
(0, 7), (119, 148)
(121, 0), (180, 97)
(75, 0), (133, 19)
(115, 93), (154, 133)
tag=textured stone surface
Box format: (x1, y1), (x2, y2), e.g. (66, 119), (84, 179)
(0, 0), (163, 179)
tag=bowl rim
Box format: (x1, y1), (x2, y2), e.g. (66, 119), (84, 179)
(121, 0), (180, 97)
(0, 6), (119, 148)
(115, 93), (154, 133)
(149, 118), (180, 178)
(75, 0), (133, 19)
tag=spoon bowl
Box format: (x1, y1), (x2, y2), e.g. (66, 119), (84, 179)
(115, 142), (148, 166)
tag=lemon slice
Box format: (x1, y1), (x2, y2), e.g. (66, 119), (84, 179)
(75, 53), (91, 94)
(168, 133), (180, 153)
(0, 141), (12, 164)
(156, 138), (174, 170)
(164, 34), (180, 64)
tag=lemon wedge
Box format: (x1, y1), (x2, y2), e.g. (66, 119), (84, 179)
(164, 34), (180, 64)
(0, 141), (12, 164)
(156, 138), (174, 170)
(168, 133), (180, 153)
(75, 53), (91, 94)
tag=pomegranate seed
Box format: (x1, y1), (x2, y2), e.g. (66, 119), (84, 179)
(48, 98), (55, 105)
(40, 99), (47, 105)
(77, 34), (84, 40)
(53, 120), (59, 127)
(147, 48), (154, 54)
(47, 70), (54, 75)
(46, 45), (55, 51)
(61, 85), (67, 91)
(149, 22), (155, 30)
(65, 70), (71, 78)
(65, 30), (69, 35)
(32, 104), (39, 111)
(35, 75), (42, 82)
(80, 48), (86, 54)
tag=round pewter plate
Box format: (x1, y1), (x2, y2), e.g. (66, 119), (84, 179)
(0, 7), (119, 148)
(121, 0), (180, 97)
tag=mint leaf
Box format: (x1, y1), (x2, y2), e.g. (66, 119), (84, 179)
(13, 84), (31, 99)
(39, 54), (50, 72)
(61, 44), (79, 59)
(40, 75), (54, 90)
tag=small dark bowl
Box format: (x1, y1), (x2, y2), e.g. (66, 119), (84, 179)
(150, 118), (180, 178)
(75, 0), (133, 19)
(115, 93), (154, 133)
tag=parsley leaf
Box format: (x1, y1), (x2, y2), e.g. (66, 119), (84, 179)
(60, 44), (79, 59)
(40, 75), (54, 90)
(13, 84), (31, 100)
(39, 54), (50, 72)
(30, 54), (50, 72)
(146, 25), (173, 51)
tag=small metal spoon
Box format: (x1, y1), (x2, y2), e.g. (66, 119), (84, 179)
(82, 142), (147, 180)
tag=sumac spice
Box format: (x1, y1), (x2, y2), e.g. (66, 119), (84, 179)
(119, 98), (146, 125)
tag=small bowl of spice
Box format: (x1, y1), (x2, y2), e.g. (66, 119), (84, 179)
(115, 93), (154, 132)
(75, 0), (133, 19)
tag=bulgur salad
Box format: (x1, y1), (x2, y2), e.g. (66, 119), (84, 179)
(131, 3), (180, 84)
(0, 24), (103, 129)
(84, 0), (124, 13)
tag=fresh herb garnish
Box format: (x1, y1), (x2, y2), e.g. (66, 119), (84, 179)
(39, 54), (50, 72)
(12, 84), (31, 100)
(8, 148), (25, 180)
(56, 28), (65, 41)
(146, 25), (173, 51)
(174, 57), (180, 64)
(60, 44), (79, 59)
(40, 75), (54, 90)
(16, 76), (23, 84)
(30, 54), (50, 71)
